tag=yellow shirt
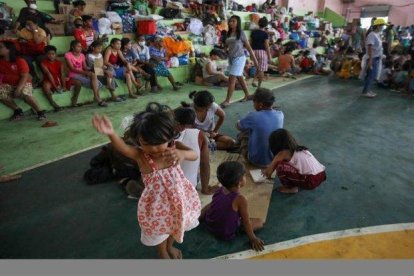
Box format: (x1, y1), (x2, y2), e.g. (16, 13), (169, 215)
(18, 27), (47, 44)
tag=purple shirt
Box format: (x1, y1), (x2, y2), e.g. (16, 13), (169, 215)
(204, 187), (241, 240)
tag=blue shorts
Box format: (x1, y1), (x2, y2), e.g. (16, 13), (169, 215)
(229, 55), (246, 77)
(114, 66), (126, 79)
(72, 74), (102, 88)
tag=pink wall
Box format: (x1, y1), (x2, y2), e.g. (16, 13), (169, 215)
(324, 0), (344, 15)
(343, 0), (414, 26)
(287, 0), (319, 13)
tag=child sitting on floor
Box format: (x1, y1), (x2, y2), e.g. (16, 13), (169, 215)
(236, 88), (284, 167)
(200, 161), (264, 251)
(262, 129), (326, 194)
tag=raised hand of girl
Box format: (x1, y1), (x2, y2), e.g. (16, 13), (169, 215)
(92, 114), (115, 135)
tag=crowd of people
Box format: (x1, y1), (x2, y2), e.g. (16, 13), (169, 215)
(1, 0), (413, 259)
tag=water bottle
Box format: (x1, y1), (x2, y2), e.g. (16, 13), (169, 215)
(208, 139), (217, 162)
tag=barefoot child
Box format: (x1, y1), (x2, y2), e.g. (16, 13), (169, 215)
(40, 45), (67, 111)
(92, 104), (201, 259)
(200, 161), (265, 251)
(262, 129), (326, 194)
(236, 88), (284, 167)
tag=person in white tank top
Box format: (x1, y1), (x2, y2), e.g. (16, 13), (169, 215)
(174, 107), (219, 195)
(262, 129), (326, 194)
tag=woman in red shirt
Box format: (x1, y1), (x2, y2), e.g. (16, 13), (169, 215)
(0, 41), (45, 121)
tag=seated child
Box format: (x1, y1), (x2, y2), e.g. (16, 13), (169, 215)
(378, 60), (393, 88)
(134, 35), (160, 92)
(174, 107), (218, 195)
(202, 49), (229, 86)
(392, 61), (410, 90)
(40, 45), (71, 111)
(262, 129), (326, 194)
(299, 50), (314, 73)
(65, 40), (107, 107)
(149, 37), (183, 91)
(313, 54), (330, 75)
(86, 40), (122, 102)
(236, 88), (284, 167)
(181, 90), (237, 150)
(200, 161), (264, 251)
(278, 46), (300, 74)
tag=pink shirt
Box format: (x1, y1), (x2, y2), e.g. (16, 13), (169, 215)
(64, 52), (86, 78)
(288, 150), (325, 175)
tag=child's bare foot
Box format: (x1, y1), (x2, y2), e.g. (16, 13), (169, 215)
(158, 251), (171, 259)
(277, 186), (299, 194)
(167, 246), (182, 259)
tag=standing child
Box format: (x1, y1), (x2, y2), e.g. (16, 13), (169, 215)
(251, 17), (272, 88)
(200, 161), (264, 251)
(92, 104), (201, 259)
(236, 88), (284, 167)
(262, 129), (326, 194)
(41, 45), (69, 111)
(86, 40), (122, 102)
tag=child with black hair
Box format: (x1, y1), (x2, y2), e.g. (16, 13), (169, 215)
(392, 61), (410, 90)
(251, 16), (271, 88)
(87, 40), (122, 102)
(236, 88), (284, 167)
(181, 90), (236, 150)
(262, 129), (326, 194)
(200, 161), (264, 251)
(174, 107), (218, 195)
(65, 40), (107, 107)
(202, 49), (229, 86)
(40, 45), (67, 111)
(299, 50), (314, 73)
(92, 102), (201, 259)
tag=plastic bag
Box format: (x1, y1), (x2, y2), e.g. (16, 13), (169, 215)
(187, 18), (203, 35)
(170, 56), (179, 67)
(178, 54), (189, 65)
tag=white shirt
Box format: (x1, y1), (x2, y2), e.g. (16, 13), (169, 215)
(288, 150), (326, 175)
(175, 129), (201, 188)
(202, 59), (218, 78)
(366, 31), (383, 58)
(192, 102), (219, 132)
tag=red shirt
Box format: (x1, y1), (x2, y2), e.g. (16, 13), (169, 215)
(73, 28), (87, 50)
(0, 57), (30, 86)
(41, 59), (63, 87)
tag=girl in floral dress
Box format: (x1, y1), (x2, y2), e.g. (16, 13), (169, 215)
(92, 103), (201, 259)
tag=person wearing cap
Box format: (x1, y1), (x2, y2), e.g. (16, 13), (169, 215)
(361, 18), (386, 98)
(236, 88), (284, 167)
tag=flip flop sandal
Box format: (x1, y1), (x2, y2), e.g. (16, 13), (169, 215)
(41, 121), (58, 128)
(98, 101), (108, 107)
(219, 102), (230, 108)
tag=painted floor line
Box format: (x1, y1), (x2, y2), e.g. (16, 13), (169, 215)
(213, 222), (414, 260)
(8, 142), (108, 176)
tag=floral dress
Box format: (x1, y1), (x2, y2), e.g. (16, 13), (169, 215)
(137, 154), (201, 246)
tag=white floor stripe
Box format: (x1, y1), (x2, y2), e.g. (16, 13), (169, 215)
(8, 142), (108, 176)
(213, 223), (414, 260)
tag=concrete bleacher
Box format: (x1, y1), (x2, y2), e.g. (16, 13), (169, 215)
(0, 0), (332, 120)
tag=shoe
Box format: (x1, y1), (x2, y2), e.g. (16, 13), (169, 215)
(37, 110), (46, 121)
(362, 91), (377, 98)
(10, 108), (24, 121)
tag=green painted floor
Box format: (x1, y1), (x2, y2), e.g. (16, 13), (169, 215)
(0, 77), (307, 175)
(1, 76), (414, 259)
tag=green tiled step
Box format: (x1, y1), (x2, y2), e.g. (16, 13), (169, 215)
(50, 34), (124, 55)
(7, 0), (55, 15)
(0, 65), (193, 120)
